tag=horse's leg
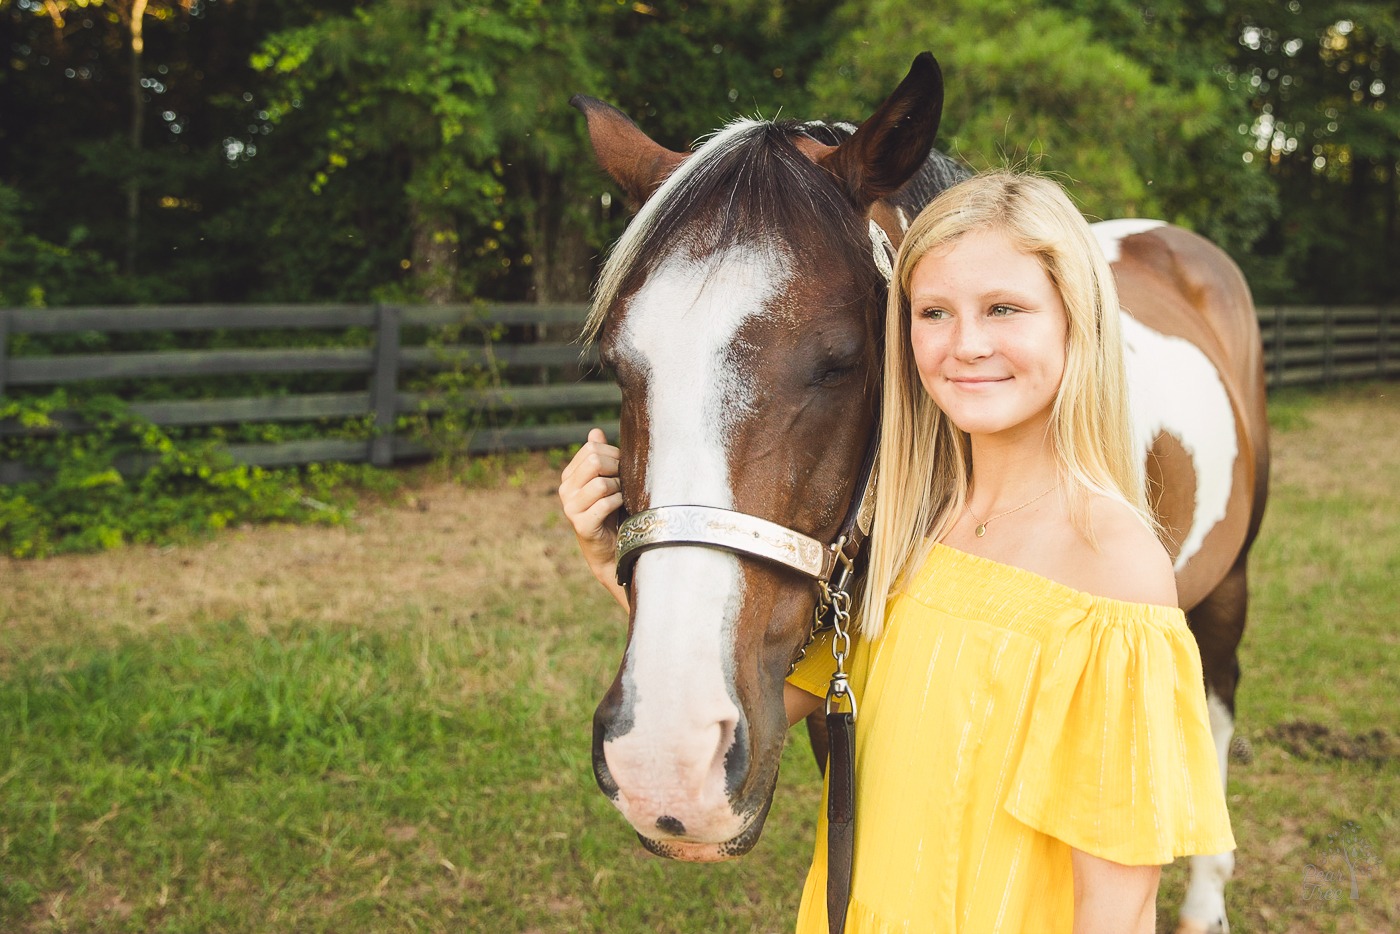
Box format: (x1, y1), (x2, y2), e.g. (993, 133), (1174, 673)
(1176, 557), (1249, 934)
(805, 709), (829, 776)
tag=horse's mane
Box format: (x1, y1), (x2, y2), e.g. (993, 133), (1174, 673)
(584, 118), (970, 343)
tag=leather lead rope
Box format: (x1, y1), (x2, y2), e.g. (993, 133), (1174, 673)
(826, 707), (856, 934)
(819, 541), (858, 934)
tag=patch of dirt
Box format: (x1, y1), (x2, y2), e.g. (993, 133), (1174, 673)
(1, 454), (598, 655)
(1263, 719), (1400, 764)
(1269, 382), (1396, 499)
(385, 824), (420, 844)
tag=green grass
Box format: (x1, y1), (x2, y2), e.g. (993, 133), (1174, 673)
(1, 381), (1397, 933)
(0, 596), (824, 933)
(1156, 381), (1400, 933)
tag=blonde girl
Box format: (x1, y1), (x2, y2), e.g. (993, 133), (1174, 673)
(560, 171), (1232, 933)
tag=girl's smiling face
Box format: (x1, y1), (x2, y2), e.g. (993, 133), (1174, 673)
(908, 228), (1070, 442)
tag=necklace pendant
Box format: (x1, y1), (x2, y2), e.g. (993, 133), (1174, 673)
(975, 523), (987, 537)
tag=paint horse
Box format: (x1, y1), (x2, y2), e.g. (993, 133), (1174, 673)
(572, 53), (1269, 934)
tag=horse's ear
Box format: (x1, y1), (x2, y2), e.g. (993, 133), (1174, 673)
(819, 52), (945, 208)
(571, 95), (687, 210)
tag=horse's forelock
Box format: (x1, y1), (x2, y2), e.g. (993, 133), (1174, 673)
(584, 119), (872, 344)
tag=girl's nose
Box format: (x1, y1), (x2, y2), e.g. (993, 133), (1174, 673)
(953, 316), (994, 361)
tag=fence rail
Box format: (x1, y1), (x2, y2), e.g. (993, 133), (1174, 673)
(0, 302), (616, 484)
(0, 302), (1393, 482)
(1256, 304), (1397, 387)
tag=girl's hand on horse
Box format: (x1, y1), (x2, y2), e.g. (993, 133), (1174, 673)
(559, 428), (629, 611)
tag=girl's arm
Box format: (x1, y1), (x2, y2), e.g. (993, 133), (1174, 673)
(785, 683), (822, 727)
(557, 428), (629, 612)
(1071, 849), (1161, 934)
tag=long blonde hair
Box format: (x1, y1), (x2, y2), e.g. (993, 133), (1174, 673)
(858, 171), (1154, 638)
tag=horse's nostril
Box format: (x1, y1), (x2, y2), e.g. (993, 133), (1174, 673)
(655, 815), (687, 836)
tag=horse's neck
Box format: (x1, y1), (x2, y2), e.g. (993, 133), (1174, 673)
(890, 148), (970, 217)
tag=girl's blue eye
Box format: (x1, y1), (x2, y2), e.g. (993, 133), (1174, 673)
(919, 308), (947, 320)
(990, 304), (1018, 317)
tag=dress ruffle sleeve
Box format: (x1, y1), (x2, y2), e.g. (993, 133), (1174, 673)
(1002, 599), (1236, 866)
(786, 628), (838, 699)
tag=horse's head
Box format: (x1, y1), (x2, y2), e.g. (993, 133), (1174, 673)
(573, 54), (951, 861)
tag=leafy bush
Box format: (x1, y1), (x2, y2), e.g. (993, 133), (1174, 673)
(0, 184), (136, 308)
(398, 318), (508, 467)
(0, 392), (388, 558)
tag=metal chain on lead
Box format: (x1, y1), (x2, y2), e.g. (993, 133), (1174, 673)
(823, 539), (857, 721)
(787, 538), (847, 675)
(785, 537), (860, 727)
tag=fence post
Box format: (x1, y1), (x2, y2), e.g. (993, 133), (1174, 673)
(0, 308), (10, 399)
(1272, 305), (1285, 389)
(1323, 306), (1335, 382)
(370, 303), (402, 467)
(1380, 304), (1391, 377)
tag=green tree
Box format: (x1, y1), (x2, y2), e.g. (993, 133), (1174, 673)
(1, 0), (364, 302)
(1224, 2), (1398, 302)
(10, 0), (1388, 306)
(809, 0), (1275, 266)
(250, 0), (607, 302)
(4, 0), (196, 276)
(249, 0), (842, 304)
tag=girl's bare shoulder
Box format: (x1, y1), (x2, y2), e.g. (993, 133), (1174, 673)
(1045, 495), (1178, 607)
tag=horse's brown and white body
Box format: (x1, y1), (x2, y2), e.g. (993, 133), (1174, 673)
(575, 53), (1267, 934)
(1094, 219), (1270, 933)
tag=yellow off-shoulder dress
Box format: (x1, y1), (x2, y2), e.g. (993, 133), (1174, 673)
(786, 542), (1235, 934)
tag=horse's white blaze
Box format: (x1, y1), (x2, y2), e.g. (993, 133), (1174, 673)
(1092, 218), (1167, 263)
(1180, 691), (1236, 933)
(605, 243), (789, 838)
(1119, 311), (1238, 571)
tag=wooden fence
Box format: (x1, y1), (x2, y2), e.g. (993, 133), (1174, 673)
(1256, 305), (1397, 387)
(0, 302), (614, 484)
(0, 302), (1394, 482)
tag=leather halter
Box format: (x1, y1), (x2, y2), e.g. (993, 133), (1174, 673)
(613, 430), (878, 595)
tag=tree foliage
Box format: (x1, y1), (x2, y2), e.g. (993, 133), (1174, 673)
(809, 0), (1277, 262)
(1224, 1), (1399, 301)
(0, 0), (1394, 306)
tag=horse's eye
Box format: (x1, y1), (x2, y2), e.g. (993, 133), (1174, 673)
(812, 362), (858, 388)
(598, 346), (623, 380)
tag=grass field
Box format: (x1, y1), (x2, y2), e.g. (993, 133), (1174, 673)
(1, 381), (1396, 933)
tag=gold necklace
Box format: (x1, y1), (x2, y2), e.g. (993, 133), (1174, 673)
(967, 482), (1061, 537)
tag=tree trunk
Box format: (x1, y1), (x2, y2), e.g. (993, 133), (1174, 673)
(124, 0), (149, 278)
(409, 204), (459, 305)
(1382, 160), (1397, 274)
(525, 165), (592, 304)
